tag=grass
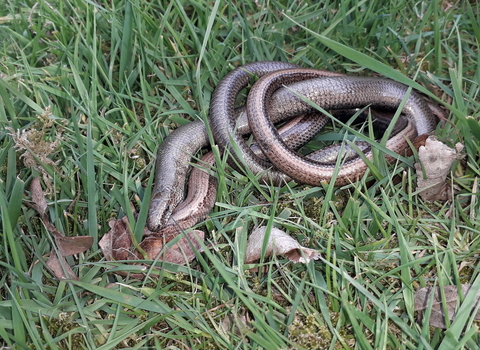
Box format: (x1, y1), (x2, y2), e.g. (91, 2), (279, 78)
(0, 0), (479, 349)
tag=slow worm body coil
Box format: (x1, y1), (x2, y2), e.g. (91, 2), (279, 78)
(147, 61), (439, 234)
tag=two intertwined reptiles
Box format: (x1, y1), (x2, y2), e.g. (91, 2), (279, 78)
(146, 61), (439, 238)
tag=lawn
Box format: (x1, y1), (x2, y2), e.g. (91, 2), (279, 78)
(0, 0), (479, 349)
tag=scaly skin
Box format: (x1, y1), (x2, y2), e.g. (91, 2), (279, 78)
(147, 62), (439, 233)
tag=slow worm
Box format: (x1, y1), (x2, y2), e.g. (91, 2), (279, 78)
(246, 70), (437, 185)
(147, 62), (440, 233)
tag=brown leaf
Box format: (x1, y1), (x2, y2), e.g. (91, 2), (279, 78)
(245, 226), (320, 264)
(111, 217), (135, 260)
(46, 251), (79, 280)
(414, 137), (464, 201)
(55, 236), (93, 257)
(100, 217), (205, 277)
(30, 177), (48, 216)
(100, 218), (135, 261)
(221, 313), (250, 337)
(98, 229), (114, 261)
(414, 284), (480, 328)
(28, 177), (93, 280)
(139, 230), (204, 263)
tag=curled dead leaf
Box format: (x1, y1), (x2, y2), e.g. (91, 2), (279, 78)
(139, 231), (204, 263)
(221, 313), (250, 338)
(245, 226), (320, 264)
(28, 177), (93, 280)
(30, 177), (48, 216)
(55, 236), (94, 257)
(99, 217), (205, 277)
(414, 284), (480, 329)
(46, 252), (79, 280)
(414, 136), (464, 201)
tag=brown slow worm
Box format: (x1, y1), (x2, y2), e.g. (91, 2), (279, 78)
(147, 62), (440, 234)
(246, 70), (437, 185)
(209, 62), (344, 185)
(149, 151), (217, 238)
(148, 62), (337, 232)
(147, 112), (329, 233)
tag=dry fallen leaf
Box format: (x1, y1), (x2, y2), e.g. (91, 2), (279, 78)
(245, 226), (320, 264)
(99, 216), (136, 261)
(46, 253), (78, 280)
(29, 178), (93, 280)
(138, 232), (204, 262)
(55, 236), (95, 257)
(414, 284), (480, 329)
(30, 177), (48, 216)
(221, 313), (250, 338)
(99, 217), (205, 277)
(414, 136), (464, 201)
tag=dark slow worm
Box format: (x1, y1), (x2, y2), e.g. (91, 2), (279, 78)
(147, 62), (439, 233)
(246, 70), (437, 185)
(209, 61), (344, 184)
(147, 112), (329, 233)
(148, 63), (335, 232)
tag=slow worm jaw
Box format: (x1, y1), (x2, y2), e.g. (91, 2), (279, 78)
(147, 120), (209, 232)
